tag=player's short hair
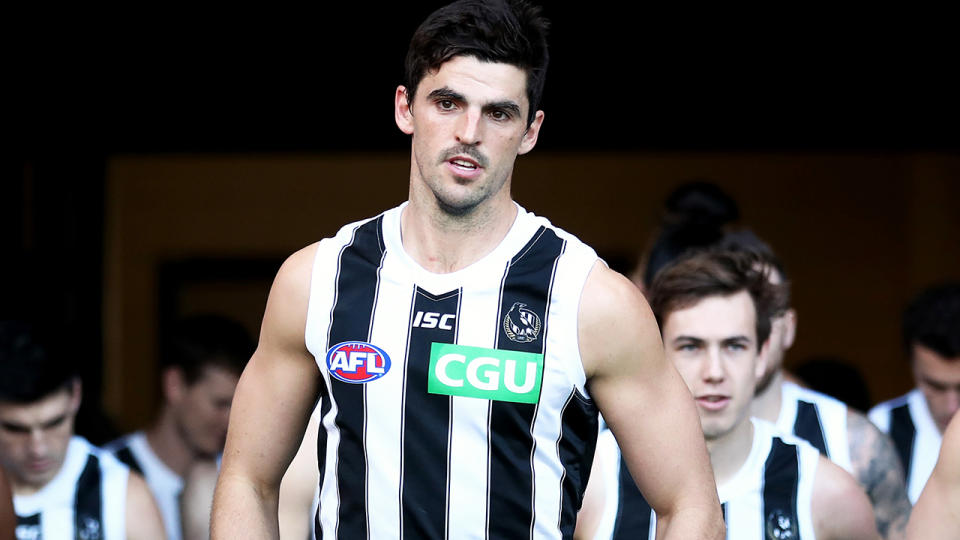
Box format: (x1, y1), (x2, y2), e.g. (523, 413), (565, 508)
(404, 0), (550, 126)
(0, 321), (79, 403)
(902, 283), (960, 360)
(649, 249), (789, 351)
(162, 314), (254, 385)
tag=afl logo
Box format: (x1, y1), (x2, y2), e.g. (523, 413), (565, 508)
(503, 302), (542, 344)
(326, 341), (391, 384)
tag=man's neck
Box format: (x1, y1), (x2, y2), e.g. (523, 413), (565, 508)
(751, 369), (786, 423)
(401, 194), (518, 274)
(145, 410), (196, 478)
(706, 418), (756, 487)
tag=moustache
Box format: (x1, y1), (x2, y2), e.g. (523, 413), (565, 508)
(439, 145), (488, 168)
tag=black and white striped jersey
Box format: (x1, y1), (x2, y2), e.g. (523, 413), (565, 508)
(868, 389), (942, 503)
(775, 381), (852, 473)
(13, 437), (128, 540)
(595, 419), (819, 539)
(304, 203), (601, 539)
(104, 431), (184, 540)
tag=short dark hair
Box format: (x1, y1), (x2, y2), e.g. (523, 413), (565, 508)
(162, 314), (254, 385)
(649, 249), (789, 350)
(903, 283), (960, 360)
(0, 321), (79, 403)
(404, 0), (550, 126)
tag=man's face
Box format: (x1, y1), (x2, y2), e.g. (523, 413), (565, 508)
(911, 344), (960, 433)
(395, 55), (544, 216)
(0, 384), (79, 491)
(663, 291), (767, 440)
(169, 365), (239, 457)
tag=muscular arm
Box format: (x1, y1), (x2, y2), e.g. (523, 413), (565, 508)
(126, 472), (166, 540)
(907, 413), (960, 539)
(812, 456), (880, 540)
(211, 245), (322, 539)
(580, 263), (724, 540)
(180, 460), (219, 540)
(847, 410), (911, 540)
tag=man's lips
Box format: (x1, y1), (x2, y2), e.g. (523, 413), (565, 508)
(695, 395), (731, 411)
(446, 156), (483, 178)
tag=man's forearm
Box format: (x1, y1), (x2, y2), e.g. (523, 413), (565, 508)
(211, 474), (281, 540)
(656, 504), (725, 540)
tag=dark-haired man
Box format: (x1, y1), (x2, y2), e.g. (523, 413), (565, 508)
(0, 322), (165, 539)
(212, 1), (723, 538)
(581, 250), (879, 539)
(106, 314), (253, 540)
(870, 283), (960, 504)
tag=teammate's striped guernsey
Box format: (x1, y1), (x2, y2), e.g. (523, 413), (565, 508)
(868, 389), (943, 503)
(13, 437), (128, 540)
(104, 431), (184, 540)
(304, 203), (601, 540)
(776, 381), (852, 473)
(595, 419), (818, 539)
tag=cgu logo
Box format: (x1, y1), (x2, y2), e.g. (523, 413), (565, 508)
(428, 343), (544, 404)
(413, 311), (456, 330)
(326, 341), (391, 384)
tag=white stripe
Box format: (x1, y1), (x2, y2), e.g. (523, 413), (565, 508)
(364, 250), (414, 540)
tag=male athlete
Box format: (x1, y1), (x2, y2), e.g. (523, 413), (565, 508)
(734, 235), (912, 539)
(869, 283), (960, 503)
(105, 314), (252, 540)
(581, 249), (879, 539)
(906, 412), (960, 539)
(211, 1), (723, 538)
(0, 322), (165, 539)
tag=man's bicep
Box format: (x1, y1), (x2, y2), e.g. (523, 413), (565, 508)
(847, 411), (910, 540)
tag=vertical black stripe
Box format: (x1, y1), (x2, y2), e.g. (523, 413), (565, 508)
(793, 400), (829, 457)
(327, 216), (385, 540)
(401, 287), (460, 539)
(557, 390), (598, 537)
(74, 454), (103, 540)
(16, 513), (41, 539)
(889, 404), (916, 485)
(113, 447), (143, 475)
(315, 509), (323, 540)
(612, 454), (652, 540)
(762, 438), (800, 540)
(488, 227), (565, 539)
(315, 392), (331, 540)
(720, 502), (727, 524)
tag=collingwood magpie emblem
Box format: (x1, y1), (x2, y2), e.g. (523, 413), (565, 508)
(765, 509), (796, 539)
(503, 302), (542, 343)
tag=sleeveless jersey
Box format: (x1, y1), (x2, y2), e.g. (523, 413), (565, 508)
(868, 389), (942, 503)
(596, 419), (819, 539)
(775, 381), (852, 473)
(304, 203), (600, 540)
(104, 431), (183, 540)
(13, 437), (128, 540)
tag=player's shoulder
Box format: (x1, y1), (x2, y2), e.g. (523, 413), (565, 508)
(811, 453), (878, 539)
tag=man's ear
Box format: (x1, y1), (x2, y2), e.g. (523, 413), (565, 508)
(781, 308), (797, 350)
(756, 339), (772, 382)
(68, 378), (83, 414)
(395, 85), (415, 135)
(162, 367), (188, 403)
(518, 110), (544, 155)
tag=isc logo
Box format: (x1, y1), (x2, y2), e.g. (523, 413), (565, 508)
(326, 341), (391, 384)
(413, 311), (456, 330)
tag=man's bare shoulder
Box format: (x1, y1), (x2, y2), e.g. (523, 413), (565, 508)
(578, 262), (661, 377)
(812, 455), (880, 540)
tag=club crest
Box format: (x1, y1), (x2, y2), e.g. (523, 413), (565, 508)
(503, 302), (541, 344)
(765, 509), (796, 539)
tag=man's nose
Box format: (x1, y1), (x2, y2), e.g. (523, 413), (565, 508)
(455, 108), (483, 145)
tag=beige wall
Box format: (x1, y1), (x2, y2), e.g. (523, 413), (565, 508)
(104, 151), (960, 431)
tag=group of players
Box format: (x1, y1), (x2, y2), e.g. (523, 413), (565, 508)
(1, 1), (958, 538)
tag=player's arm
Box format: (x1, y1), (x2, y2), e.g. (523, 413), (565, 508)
(580, 263), (723, 540)
(125, 472), (167, 540)
(278, 403), (322, 540)
(572, 445), (606, 540)
(211, 245), (322, 539)
(812, 456), (881, 540)
(847, 410), (911, 540)
(907, 413), (960, 539)
(180, 459), (219, 540)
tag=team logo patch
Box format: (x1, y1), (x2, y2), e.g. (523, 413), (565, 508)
(503, 302), (541, 343)
(326, 341), (391, 384)
(427, 343), (544, 403)
(765, 509), (796, 539)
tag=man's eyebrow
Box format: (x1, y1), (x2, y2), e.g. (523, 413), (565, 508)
(672, 335), (704, 345)
(483, 100), (522, 117)
(427, 87), (465, 102)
